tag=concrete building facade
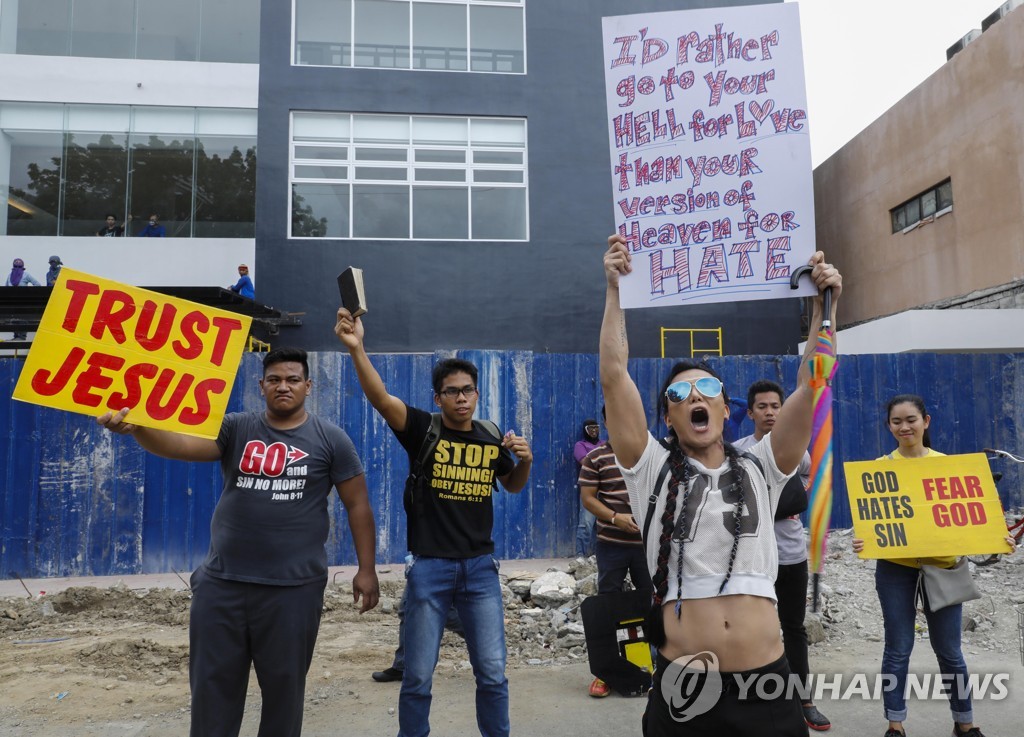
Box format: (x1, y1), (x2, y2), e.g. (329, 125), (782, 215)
(813, 3), (1024, 348)
(2, 0), (812, 358)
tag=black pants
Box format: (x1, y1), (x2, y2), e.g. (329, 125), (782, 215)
(775, 561), (810, 689)
(189, 569), (327, 737)
(643, 653), (808, 737)
(595, 539), (653, 594)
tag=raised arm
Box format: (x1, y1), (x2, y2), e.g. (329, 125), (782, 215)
(97, 407), (222, 461)
(771, 251), (842, 474)
(335, 308), (408, 432)
(335, 473), (380, 613)
(599, 234), (649, 469)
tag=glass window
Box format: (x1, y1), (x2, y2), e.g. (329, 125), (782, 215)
(354, 147), (407, 161)
(295, 0), (351, 66)
(413, 116), (467, 146)
(292, 183), (348, 237)
(3, 0), (72, 55)
(472, 186), (525, 239)
(415, 149), (465, 163)
(413, 186), (467, 238)
(289, 111), (526, 240)
(905, 198), (920, 225)
(414, 168), (465, 182)
(891, 207), (906, 233)
(294, 164), (348, 179)
(1, 102), (255, 238)
(194, 134), (257, 237)
(354, 115), (408, 144)
(5, 130), (64, 236)
(294, 113), (351, 142)
(200, 0), (259, 63)
(413, 2), (466, 71)
(469, 4), (523, 73)
(295, 145), (348, 160)
(353, 184), (408, 237)
(921, 189), (937, 218)
(129, 133), (196, 237)
(937, 180), (953, 210)
(136, 0), (200, 61)
(473, 170), (522, 183)
(353, 0), (410, 69)
(70, 0), (135, 59)
(61, 131), (130, 236)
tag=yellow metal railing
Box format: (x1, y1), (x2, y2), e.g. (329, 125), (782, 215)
(659, 327), (723, 359)
(247, 335), (271, 353)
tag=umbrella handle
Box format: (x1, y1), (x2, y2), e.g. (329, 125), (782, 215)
(790, 264), (833, 329)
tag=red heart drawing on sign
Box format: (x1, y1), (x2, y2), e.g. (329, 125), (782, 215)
(749, 99), (774, 124)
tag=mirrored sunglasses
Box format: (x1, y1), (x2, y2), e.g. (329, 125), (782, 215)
(665, 377), (724, 404)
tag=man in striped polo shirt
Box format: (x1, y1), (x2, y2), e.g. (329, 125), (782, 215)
(578, 411), (652, 698)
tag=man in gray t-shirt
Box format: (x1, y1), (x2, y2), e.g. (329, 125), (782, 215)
(734, 379), (831, 733)
(99, 348), (379, 737)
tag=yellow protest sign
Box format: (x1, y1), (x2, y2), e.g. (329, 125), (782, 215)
(843, 454), (1012, 559)
(13, 269), (251, 438)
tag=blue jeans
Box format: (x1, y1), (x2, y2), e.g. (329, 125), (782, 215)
(875, 560), (973, 723)
(392, 586), (464, 671)
(400, 554), (508, 737)
(575, 500), (596, 557)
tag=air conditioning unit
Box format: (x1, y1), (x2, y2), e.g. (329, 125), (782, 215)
(982, 0), (1024, 32)
(946, 29), (982, 61)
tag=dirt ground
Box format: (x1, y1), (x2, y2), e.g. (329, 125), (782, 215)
(2, 539), (1022, 737)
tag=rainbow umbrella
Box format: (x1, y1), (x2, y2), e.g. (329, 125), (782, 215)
(791, 267), (836, 612)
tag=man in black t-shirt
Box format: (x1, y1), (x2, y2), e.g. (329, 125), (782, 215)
(98, 348), (379, 737)
(95, 213), (129, 236)
(336, 307), (532, 737)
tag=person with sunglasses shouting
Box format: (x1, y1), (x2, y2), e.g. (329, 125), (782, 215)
(335, 306), (532, 737)
(598, 233), (841, 737)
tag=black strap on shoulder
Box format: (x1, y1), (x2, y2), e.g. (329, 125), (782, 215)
(740, 450), (763, 477)
(412, 413), (443, 479)
(641, 446), (764, 543)
(642, 460), (672, 544)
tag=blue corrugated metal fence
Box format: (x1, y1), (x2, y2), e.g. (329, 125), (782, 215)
(2, 351), (1021, 578)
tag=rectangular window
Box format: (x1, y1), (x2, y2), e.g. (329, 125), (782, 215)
(290, 111), (527, 240)
(890, 179), (952, 234)
(0, 0), (259, 62)
(293, 0), (525, 73)
(1, 102), (257, 237)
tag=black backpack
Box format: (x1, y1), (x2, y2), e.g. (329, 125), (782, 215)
(403, 413), (503, 548)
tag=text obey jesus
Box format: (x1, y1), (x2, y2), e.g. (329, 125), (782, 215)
(14, 269), (252, 438)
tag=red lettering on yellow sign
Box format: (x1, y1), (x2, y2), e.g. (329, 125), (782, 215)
(921, 476), (984, 501)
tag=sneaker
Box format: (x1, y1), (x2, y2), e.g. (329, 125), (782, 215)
(883, 729), (906, 737)
(802, 704), (831, 731)
(588, 677), (610, 698)
(371, 667), (403, 683)
(952, 725), (984, 737)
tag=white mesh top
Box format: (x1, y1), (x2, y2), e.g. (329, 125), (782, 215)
(621, 432), (793, 604)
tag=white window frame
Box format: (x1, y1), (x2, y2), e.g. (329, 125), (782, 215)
(290, 0), (526, 74)
(288, 111), (529, 241)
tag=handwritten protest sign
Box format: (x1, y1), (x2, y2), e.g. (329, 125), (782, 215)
(602, 3), (816, 309)
(13, 269), (251, 438)
(844, 454), (1013, 559)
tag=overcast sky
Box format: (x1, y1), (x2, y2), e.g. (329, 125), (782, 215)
(790, 0), (1006, 165)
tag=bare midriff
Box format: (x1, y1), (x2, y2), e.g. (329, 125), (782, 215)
(659, 594), (783, 672)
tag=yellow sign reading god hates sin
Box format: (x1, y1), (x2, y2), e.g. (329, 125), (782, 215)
(843, 454), (1013, 559)
(13, 269), (251, 438)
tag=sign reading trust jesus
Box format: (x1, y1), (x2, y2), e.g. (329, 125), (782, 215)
(602, 2), (817, 309)
(14, 269), (251, 438)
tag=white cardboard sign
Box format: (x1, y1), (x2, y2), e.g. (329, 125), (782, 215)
(602, 3), (816, 309)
